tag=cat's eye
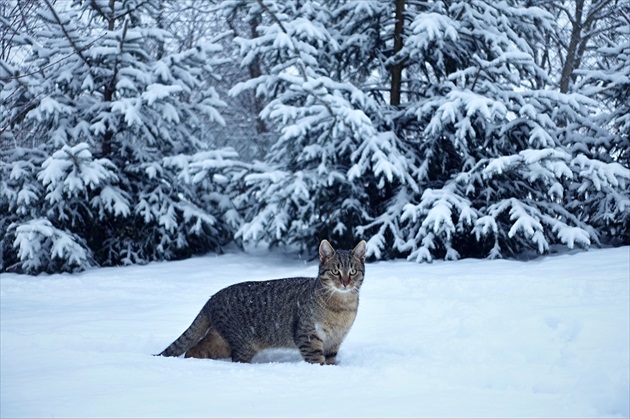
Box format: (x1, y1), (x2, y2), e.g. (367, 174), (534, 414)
(331, 268), (340, 275)
(350, 268), (357, 276)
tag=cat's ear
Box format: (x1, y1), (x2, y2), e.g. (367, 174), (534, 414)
(319, 239), (335, 261)
(353, 240), (367, 262)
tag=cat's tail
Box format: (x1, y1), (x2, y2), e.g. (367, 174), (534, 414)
(157, 303), (211, 357)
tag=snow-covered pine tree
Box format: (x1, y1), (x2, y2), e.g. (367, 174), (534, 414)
(224, 0), (418, 255)
(575, 6), (630, 245)
(365, 0), (629, 261)
(0, 0), (236, 273)
(328, 0), (426, 259)
(221, 0), (629, 261)
(226, 0), (372, 253)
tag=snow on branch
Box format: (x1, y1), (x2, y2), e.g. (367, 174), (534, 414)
(38, 143), (120, 203)
(401, 185), (478, 262)
(11, 218), (92, 273)
(142, 84), (184, 106)
(482, 148), (573, 182)
(572, 155), (629, 191)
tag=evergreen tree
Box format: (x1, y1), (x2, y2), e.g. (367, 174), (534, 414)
(0, 0), (235, 273)
(3, 0), (627, 273)
(576, 7), (630, 244)
(385, 0), (629, 261)
(225, 0), (417, 254)
(229, 0), (629, 261)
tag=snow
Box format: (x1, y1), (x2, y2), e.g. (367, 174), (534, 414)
(142, 83), (184, 106)
(1, 247), (628, 418)
(409, 12), (459, 44)
(34, 97), (74, 119)
(11, 219), (90, 272)
(92, 186), (131, 217)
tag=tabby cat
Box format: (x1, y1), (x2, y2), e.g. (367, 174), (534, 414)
(158, 239), (367, 365)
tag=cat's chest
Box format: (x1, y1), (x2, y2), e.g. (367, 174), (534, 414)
(315, 303), (358, 340)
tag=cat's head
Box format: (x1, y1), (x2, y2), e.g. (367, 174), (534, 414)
(318, 239), (367, 293)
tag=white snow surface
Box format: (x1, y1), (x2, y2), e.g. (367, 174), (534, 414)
(1, 247), (629, 418)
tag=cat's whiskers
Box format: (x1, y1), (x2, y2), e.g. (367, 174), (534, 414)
(321, 283), (338, 303)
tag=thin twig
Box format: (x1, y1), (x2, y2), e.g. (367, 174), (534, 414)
(255, 0), (308, 83)
(42, 0), (89, 66)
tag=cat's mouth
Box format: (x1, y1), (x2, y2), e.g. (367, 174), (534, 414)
(335, 284), (355, 293)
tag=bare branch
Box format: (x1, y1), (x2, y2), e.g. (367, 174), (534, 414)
(42, 0), (90, 66)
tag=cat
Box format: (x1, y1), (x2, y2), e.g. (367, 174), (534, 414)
(157, 239), (366, 365)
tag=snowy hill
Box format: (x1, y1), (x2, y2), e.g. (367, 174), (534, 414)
(1, 247), (628, 418)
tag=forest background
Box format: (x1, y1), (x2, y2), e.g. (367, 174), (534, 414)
(1, 0), (628, 274)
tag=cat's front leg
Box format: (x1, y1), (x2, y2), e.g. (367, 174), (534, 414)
(324, 350), (338, 365)
(296, 331), (325, 365)
(323, 339), (341, 365)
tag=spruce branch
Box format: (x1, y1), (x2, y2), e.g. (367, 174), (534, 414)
(255, 0), (307, 83)
(42, 0), (89, 67)
(255, 0), (335, 118)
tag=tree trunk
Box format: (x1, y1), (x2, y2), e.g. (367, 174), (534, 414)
(390, 0), (405, 106)
(102, 0), (118, 157)
(249, 15), (268, 134)
(560, 0), (585, 93)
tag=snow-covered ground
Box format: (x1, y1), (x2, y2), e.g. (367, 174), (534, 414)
(1, 246), (628, 418)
